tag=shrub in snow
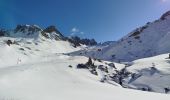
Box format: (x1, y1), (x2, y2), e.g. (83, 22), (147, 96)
(164, 88), (170, 93)
(19, 48), (25, 51)
(6, 40), (13, 46)
(77, 64), (88, 69)
(68, 65), (72, 68)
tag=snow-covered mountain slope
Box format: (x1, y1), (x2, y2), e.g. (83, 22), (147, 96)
(0, 35), (80, 67)
(70, 52), (170, 94)
(98, 41), (117, 47)
(0, 51), (170, 100)
(124, 53), (170, 93)
(1, 10), (170, 99)
(0, 24), (170, 99)
(7, 25), (65, 41)
(71, 11), (170, 62)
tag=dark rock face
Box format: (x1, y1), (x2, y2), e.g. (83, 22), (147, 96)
(76, 58), (97, 75)
(14, 25), (42, 34)
(161, 11), (170, 20)
(41, 26), (64, 40)
(77, 64), (88, 69)
(43, 26), (63, 36)
(68, 36), (97, 47)
(129, 25), (148, 39)
(6, 40), (13, 46)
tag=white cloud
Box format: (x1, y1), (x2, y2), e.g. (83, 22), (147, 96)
(71, 27), (79, 33)
(70, 27), (85, 36)
(161, 0), (168, 2)
(80, 32), (84, 35)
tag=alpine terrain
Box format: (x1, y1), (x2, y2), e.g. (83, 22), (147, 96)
(0, 11), (170, 100)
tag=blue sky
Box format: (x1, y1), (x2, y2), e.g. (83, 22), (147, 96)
(0, 0), (170, 42)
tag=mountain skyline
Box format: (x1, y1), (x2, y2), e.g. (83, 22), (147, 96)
(1, 1), (170, 99)
(1, 0), (170, 42)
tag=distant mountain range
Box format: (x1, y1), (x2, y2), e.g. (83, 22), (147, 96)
(0, 25), (97, 47)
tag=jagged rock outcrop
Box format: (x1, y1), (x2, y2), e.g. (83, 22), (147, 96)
(14, 25), (42, 34)
(0, 25), (97, 47)
(67, 36), (97, 47)
(161, 11), (170, 20)
(41, 26), (64, 40)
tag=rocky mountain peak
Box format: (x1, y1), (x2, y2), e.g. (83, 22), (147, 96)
(160, 11), (170, 20)
(43, 26), (63, 37)
(41, 25), (65, 40)
(14, 25), (42, 33)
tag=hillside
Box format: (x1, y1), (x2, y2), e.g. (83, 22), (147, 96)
(71, 11), (170, 62)
(1, 11), (170, 100)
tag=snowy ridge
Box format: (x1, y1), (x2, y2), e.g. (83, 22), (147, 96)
(71, 11), (170, 62)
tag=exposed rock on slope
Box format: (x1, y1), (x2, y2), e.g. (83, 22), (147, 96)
(41, 25), (64, 40)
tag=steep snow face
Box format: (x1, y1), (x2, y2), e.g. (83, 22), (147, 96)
(71, 11), (170, 62)
(101, 11), (170, 61)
